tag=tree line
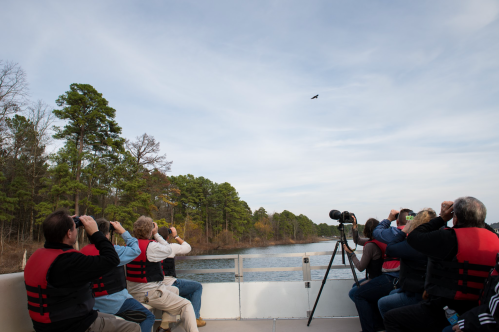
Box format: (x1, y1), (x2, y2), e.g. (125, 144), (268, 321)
(0, 61), (318, 250)
(316, 223), (363, 238)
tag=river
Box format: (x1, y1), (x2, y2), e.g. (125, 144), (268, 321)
(176, 240), (364, 283)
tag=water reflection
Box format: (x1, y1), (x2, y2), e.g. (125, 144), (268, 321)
(176, 240), (364, 283)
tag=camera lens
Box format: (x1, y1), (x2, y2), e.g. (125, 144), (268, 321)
(329, 210), (342, 220)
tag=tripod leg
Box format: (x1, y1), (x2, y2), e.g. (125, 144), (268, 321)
(346, 249), (360, 287)
(307, 240), (340, 326)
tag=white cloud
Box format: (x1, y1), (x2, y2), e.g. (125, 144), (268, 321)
(1, 0), (498, 226)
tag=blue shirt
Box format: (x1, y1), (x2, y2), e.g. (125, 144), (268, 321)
(373, 219), (403, 278)
(373, 219), (404, 244)
(93, 231), (141, 314)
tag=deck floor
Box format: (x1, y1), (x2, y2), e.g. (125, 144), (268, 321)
(170, 318), (361, 332)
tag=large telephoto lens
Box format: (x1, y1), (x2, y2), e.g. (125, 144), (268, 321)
(329, 210), (342, 220)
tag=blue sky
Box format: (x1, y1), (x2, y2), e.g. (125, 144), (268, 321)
(2, 0), (499, 225)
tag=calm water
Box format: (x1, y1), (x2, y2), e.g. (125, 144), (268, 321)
(176, 240), (364, 283)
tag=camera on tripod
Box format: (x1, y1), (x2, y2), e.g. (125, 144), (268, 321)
(308, 208), (360, 326)
(329, 210), (355, 224)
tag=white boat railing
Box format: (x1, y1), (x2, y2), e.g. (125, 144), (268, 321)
(175, 249), (363, 282)
(0, 250), (362, 331)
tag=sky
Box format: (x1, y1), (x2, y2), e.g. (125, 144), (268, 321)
(1, 0), (499, 226)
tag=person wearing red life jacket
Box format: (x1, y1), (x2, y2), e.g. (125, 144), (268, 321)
(345, 208), (413, 332)
(158, 226), (206, 327)
(385, 197), (499, 332)
(24, 210), (140, 332)
(345, 218), (382, 298)
(126, 216), (199, 332)
(446, 253), (499, 332)
(80, 218), (155, 332)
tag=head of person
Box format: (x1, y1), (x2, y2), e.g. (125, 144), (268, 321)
(453, 196), (487, 228)
(87, 218), (111, 243)
(405, 208), (437, 233)
(133, 216), (154, 240)
(397, 208), (414, 226)
(158, 226), (171, 240)
(43, 210), (77, 246)
(363, 218), (380, 240)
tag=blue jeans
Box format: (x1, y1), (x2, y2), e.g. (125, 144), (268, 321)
(378, 288), (423, 319)
(349, 278), (367, 302)
(352, 274), (396, 332)
(442, 326), (454, 332)
(173, 278), (203, 319)
(117, 297), (156, 332)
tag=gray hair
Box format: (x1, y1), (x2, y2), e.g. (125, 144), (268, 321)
(453, 196), (487, 228)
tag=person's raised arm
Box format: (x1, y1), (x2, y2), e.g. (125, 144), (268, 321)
(146, 222), (173, 262)
(373, 209), (401, 244)
(49, 216), (119, 287)
(170, 228), (191, 255)
(407, 201), (457, 260)
(352, 216), (367, 246)
(110, 221), (141, 266)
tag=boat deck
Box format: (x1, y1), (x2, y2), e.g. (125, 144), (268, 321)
(171, 318), (361, 332)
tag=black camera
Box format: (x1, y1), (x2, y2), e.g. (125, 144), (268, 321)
(72, 216), (83, 228)
(329, 210), (355, 223)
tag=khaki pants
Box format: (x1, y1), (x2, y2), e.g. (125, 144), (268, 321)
(85, 312), (140, 332)
(131, 284), (198, 332)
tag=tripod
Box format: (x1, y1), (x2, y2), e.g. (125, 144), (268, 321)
(307, 223), (359, 326)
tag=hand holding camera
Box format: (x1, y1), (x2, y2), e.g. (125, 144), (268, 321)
(109, 221), (126, 235)
(152, 222), (159, 236)
(388, 209), (400, 222)
(78, 215), (98, 236)
(170, 226), (178, 237)
(440, 201), (454, 222)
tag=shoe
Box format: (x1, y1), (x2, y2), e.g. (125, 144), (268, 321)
(196, 317), (207, 327)
(155, 327), (171, 332)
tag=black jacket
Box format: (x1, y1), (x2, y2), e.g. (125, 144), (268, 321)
(407, 217), (499, 318)
(386, 240), (427, 293)
(32, 232), (119, 332)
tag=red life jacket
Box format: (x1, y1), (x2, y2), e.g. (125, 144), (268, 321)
(426, 228), (499, 301)
(381, 226), (404, 272)
(367, 225), (404, 273)
(80, 244), (127, 297)
(126, 239), (164, 283)
(24, 248), (94, 324)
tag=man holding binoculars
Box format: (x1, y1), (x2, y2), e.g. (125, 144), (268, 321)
(24, 211), (140, 332)
(126, 216), (199, 332)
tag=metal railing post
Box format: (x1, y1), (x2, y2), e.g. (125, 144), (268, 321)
(238, 255), (244, 282)
(234, 257), (239, 282)
(302, 254), (311, 281)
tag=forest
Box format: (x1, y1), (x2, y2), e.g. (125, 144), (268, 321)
(0, 60), (330, 264)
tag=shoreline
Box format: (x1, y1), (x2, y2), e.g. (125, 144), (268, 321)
(187, 236), (344, 255)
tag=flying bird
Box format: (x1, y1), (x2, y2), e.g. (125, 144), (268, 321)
(311, 94), (318, 99)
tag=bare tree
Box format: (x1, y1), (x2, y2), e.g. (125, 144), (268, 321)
(26, 100), (54, 240)
(0, 61), (29, 153)
(0, 61), (28, 123)
(125, 133), (172, 172)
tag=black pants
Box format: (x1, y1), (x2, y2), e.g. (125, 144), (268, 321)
(384, 301), (449, 332)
